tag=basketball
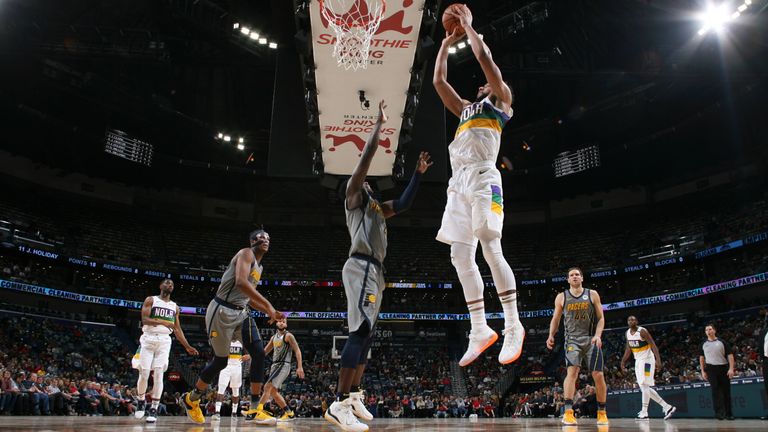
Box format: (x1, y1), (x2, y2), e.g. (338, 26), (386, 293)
(442, 3), (469, 36)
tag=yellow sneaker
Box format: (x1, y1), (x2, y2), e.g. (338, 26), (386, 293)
(562, 408), (577, 425)
(244, 407), (277, 425)
(597, 409), (610, 425)
(278, 410), (295, 422)
(181, 392), (205, 424)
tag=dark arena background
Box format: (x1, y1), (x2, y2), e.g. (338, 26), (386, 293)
(1, 0), (767, 431)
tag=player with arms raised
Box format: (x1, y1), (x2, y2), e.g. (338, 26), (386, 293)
(433, 4), (524, 367)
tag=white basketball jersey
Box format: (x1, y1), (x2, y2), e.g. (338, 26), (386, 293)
(227, 340), (244, 367)
(448, 97), (512, 169)
(142, 296), (177, 335)
(626, 326), (653, 362)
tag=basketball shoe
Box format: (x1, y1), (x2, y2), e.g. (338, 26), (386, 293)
(243, 404), (277, 425)
(325, 400), (369, 432)
(562, 408), (577, 425)
(597, 409), (610, 425)
(146, 407), (157, 423)
(349, 391), (373, 421)
(499, 320), (525, 364)
(459, 325), (498, 367)
(181, 392), (205, 424)
(278, 409), (295, 422)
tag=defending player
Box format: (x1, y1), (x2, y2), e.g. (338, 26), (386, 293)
(324, 101), (433, 432)
(132, 278), (199, 423)
(180, 230), (284, 424)
(212, 340), (250, 420)
(432, 3), (524, 367)
(546, 267), (609, 425)
(254, 317), (304, 421)
(620, 316), (676, 420)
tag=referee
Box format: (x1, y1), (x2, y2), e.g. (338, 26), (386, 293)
(699, 323), (735, 420)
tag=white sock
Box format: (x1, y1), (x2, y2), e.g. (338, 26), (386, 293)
(215, 401), (222, 413)
(137, 368), (150, 400)
(479, 235), (519, 326)
(151, 399), (159, 410)
(451, 242), (487, 330)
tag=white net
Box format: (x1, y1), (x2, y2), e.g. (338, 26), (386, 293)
(320, 0), (385, 71)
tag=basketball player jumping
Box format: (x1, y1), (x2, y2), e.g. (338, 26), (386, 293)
(433, 4), (524, 366)
(254, 317), (304, 422)
(546, 267), (609, 425)
(620, 316), (676, 420)
(132, 279), (198, 423)
(212, 340), (250, 420)
(181, 230), (284, 424)
(325, 100), (433, 432)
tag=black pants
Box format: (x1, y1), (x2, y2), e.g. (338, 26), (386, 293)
(763, 358), (768, 411)
(706, 364), (732, 417)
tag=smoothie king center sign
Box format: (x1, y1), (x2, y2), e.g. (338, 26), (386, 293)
(310, 0), (424, 176)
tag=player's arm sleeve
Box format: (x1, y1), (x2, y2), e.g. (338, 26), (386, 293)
(392, 171), (422, 213)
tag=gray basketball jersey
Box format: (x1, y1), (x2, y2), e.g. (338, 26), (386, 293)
(345, 192), (387, 262)
(563, 288), (595, 341)
(271, 332), (293, 364)
(215, 251), (263, 308)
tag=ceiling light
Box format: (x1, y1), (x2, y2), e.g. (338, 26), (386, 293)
(238, 137), (244, 143)
(223, 135), (231, 142)
(240, 27), (250, 36)
(217, 132), (223, 139)
(250, 33), (259, 40)
(237, 144), (245, 151)
(448, 47), (457, 54)
(233, 23), (240, 29)
(269, 42), (278, 49)
(457, 42), (466, 49)
(258, 38), (267, 45)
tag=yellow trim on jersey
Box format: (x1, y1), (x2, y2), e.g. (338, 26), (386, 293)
(455, 118), (502, 137)
(250, 268), (261, 281)
(228, 354), (242, 360)
(630, 345), (651, 353)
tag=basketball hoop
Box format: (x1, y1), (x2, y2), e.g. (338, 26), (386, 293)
(319, 0), (386, 71)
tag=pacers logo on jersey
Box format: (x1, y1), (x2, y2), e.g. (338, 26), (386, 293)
(364, 293), (377, 306)
(274, 340), (284, 348)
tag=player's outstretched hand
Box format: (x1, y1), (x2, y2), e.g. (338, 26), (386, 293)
(378, 100), (388, 124)
(454, 4), (473, 30)
(268, 309), (286, 324)
(296, 366), (305, 380)
(415, 151), (434, 174)
(546, 335), (555, 350)
(186, 346), (200, 356)
(242, 354), (251, 362)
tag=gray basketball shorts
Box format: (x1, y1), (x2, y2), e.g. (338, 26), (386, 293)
(205, 298), (248, 358)
(266, 362), (291, 389)
(564, 336), (604, 372)
(342, 256), (385, 333)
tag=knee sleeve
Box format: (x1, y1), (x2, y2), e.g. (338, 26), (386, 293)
(450, 242), (484, 301)
(341, 323), (370, 369)
(478, 233), (504, 267)
(450, 242), (478, 273)
(199, 356), (229, 384)
(152, 368), (164, 400)
(137, 368), (151, 395)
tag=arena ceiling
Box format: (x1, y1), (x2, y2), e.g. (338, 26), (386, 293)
(0, 0), (766, 202)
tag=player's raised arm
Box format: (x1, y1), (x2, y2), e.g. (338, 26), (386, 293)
(380, 151), (433, 218)
(454, 5), (513, 111)
(346, 100), (387, 210)
(433, 28), (468, 118)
